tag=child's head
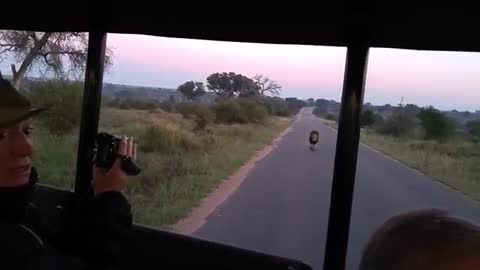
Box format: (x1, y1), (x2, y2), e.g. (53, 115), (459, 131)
(360, 209), (480, 270)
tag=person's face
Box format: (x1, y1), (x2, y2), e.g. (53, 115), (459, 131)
(0, 120), (34, 187)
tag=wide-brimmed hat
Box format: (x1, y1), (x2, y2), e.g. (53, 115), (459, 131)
(0, 72), (49, 128)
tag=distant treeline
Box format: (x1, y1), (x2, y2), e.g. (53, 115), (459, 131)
(312, 98), (480, 141)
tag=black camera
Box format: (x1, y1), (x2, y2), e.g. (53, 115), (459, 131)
(93, 132), (141, 176)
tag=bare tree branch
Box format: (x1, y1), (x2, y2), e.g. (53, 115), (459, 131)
(12, 32), (52, 88)
(29, 32), (38, 43)
(252, 74), (282, 96)
(0, 44), (15, 54)
(39, 52), (57, 68)
(0, 30), (113, 88)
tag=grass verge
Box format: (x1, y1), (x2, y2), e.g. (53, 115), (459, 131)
(35, 108), (293, 228)
(314, 115), (480, 200)
(361, 130), (480, 200)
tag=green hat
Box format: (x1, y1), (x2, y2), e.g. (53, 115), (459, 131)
(0, 72), (49, 128)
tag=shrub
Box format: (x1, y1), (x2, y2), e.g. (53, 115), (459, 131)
(466, 120), (480, 138)
(130, 99), (159, 110)
(176, 103), (216, 130)
(262, 97), (293, 117)
(214, 98), (268, 124)
(28, 80), (83, 135)
(285, 98), (307, 115)
(361, 109), (376, 127)
(312, 106), (326, 117)
(376, 110), (416, 138)
(139, 124), (202, 154)
(158, 101), (176, 112)
(238, 98), (268, 123)
(214, 100), (248, 124)
(417, 106), (456, 141)
(325, 113), (338, 122)
(107, 97), (161, 111)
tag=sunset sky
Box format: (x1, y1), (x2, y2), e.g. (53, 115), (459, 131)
(105, 33), (480, 112)
(1, 32), (479, 111)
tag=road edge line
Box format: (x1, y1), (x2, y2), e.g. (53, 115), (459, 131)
(172, 117), (298, 235)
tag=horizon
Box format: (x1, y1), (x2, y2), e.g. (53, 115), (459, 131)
(4, 74), (478, 113)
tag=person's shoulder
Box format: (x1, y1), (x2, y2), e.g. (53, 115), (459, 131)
(0, 225), (87, 270)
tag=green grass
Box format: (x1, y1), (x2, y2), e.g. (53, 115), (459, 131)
(362, 130), (480, 200)
(35, 108), (292, 228)
(33, 125), (77, 189)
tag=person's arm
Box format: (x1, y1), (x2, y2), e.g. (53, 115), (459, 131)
(0, 183), (33, 224)
(81, 136), (137, 268)
(82, 191), (133, 267)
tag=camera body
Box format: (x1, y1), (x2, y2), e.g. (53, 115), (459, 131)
(94, 132), (141, 176)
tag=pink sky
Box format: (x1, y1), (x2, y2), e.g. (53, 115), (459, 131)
(105, 33), (480, 111)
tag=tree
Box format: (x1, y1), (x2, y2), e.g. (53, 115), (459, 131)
(361, 109), (376, 127)
(0, 31), (113, 89)
(177, 81), (205, 101)
(252, 74), (281, 96)
(403, 104), (421, 116)
(261, 96), (292, 116)
(207, 72), (259, 98)
(285, 97), (307, 114)
(377, 107), (416, 138)
(417, 106), (456, 140)
(28, 80), (83, 135)
(307, 98), (315, 106)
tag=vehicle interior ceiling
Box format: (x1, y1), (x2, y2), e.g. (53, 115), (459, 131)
(2, 2), (479, 270)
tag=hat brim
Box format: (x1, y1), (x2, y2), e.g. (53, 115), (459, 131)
(0, 106), (50, 128)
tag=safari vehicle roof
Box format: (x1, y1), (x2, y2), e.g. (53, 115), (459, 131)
(2, 3), (479, 270)
(1, 2), (479, 52)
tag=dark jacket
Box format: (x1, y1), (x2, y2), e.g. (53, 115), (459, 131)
(0, 170), (133, 270)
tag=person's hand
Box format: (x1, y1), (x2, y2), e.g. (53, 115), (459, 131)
(93, 136), (137, 195)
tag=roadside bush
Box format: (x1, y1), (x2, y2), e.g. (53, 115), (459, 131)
(214, 98), (268, 124)
(238, 98), (268, 123)
(361, 109), (376, 127)
(176, 103), (216, 130)
(312, 106), (326, 118)
(376, 111), (416, 138)
(285, 98), (307, 115)
(466, 120), (480, 138)
(325, 113), (338, 122)
(129, 98), (159, 110)
(262, 97), (292, 117)
(140, 124), (202, 153)
(158, 101), (176, 112)
(417, 106), (456, 141)
(29, 80), (82, 135)
(214, 100), (248, 124)
(107, 98), (160, 111)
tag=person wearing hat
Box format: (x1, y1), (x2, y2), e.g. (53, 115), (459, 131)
(0, 74), (137, 269)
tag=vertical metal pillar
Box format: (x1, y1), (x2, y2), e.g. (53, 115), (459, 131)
(323, 44), (369, 270)
(74, 31), (106, 197)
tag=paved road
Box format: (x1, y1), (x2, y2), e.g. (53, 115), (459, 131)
(194, 108), (480, 270)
